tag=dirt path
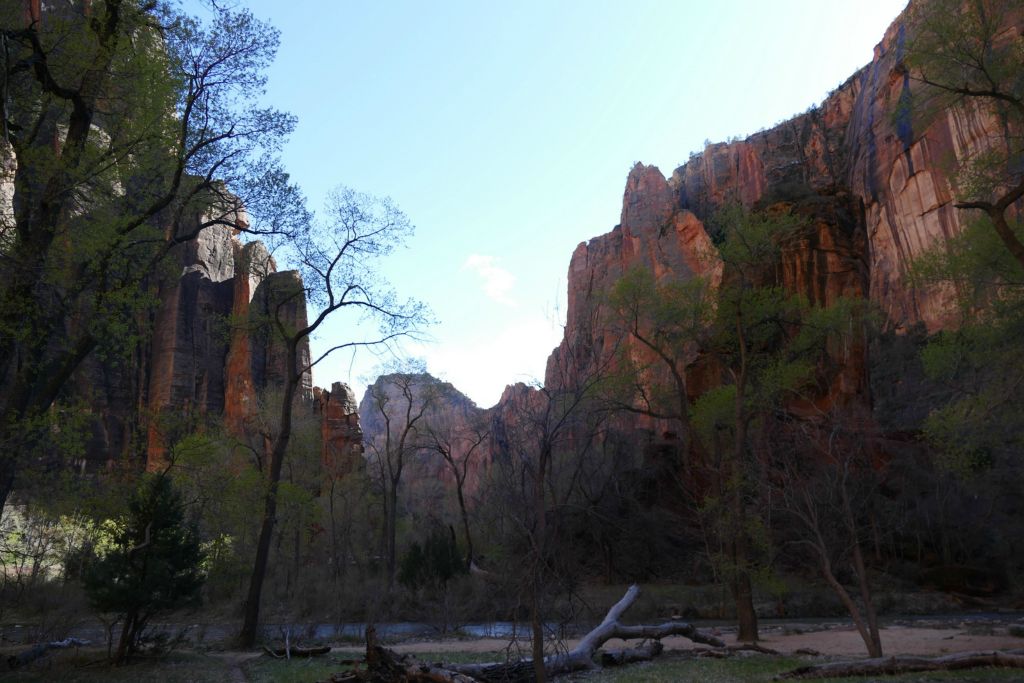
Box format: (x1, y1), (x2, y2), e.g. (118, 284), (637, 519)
(210, 651), (262, 682)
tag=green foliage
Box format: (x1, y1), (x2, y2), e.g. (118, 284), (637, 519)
(919, 310), (1024, 474)
(609, 203), (867, 635)
(908, 183), (1024, 474)
(0, 0), (304, 514)
(398, 527), (465, 591)
(911, 215), (1024, 303)
(692, 385), (734, 445)
(83, 475), (204, 659)
(903, 0), (1024, 205)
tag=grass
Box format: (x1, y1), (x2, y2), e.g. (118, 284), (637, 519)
(0, 650), (231, 683)
(243, 654), (347, 682)
(5, 648), (1024, 682)
(571, 654), (1024, 682)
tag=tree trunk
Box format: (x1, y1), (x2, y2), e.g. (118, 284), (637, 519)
(386, 481), (399, 591)
(842, 481), (882, 657)
(530, 449), (548, 683)
(455, 481), (474, 570)
(731, 365), (758, 643)
(239, 343), (299, 648)
(448, 585), (725, 682)
(326, 587), (726, 682)
(114, 609), (136, 665)
(778, 650), (1024, 680)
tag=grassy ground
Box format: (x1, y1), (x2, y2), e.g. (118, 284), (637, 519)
(4, 648), (1024, 683)
(571, 654), (1024, 682)
(0, 650), (235, 682)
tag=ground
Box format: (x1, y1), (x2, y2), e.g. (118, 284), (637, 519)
(2, 622), (1023, 682)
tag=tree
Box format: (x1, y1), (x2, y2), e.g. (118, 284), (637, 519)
(362, 366), (437, 592)
(904, 0), (1024, 268)
(490, 322), (618, 683)
(420, 391), (488, 570)
(608, 205), (857, 643)
(905, 0), (1024, 518)
(607, 267), (714, 466)
(82, 473), (204, 665)
(701, 206), (864, 643)
(238, 189), (427, 647)
(775, 415), (884, 657)
(0, 0), (303, 513)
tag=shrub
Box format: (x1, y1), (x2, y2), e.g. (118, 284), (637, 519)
(83, 475), (204, 664)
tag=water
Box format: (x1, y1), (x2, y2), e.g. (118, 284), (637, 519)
(3, 612), (1021, 646)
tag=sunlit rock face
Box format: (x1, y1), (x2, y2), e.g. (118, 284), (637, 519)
(144, 214), (315, 470)
(223, 241), (275, 438)
(668, 10), (1021, 333)
(549, 3), (1021, 455)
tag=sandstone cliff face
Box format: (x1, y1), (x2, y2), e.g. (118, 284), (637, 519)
(223, 241), (275, 437)
(668, 8), (1022, 332)
(315, 382), (364, 477)
(142, 211), (326, 470)
(145, 218), (237, 466)
(546, 3), (1021, 441)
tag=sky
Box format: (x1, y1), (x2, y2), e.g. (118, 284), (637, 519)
(194, 1), (908, 408)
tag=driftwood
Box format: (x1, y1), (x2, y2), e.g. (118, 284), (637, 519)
(6, 637), (91, 669)
(263, 644), (332, 658)
(776, 649), (1024, 679)
(446, 584), (724, 682)
(321, 586), (724, 683)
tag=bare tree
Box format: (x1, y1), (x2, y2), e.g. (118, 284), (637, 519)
(420, 396), (489, 570)
(491, 317), (619, 683)
(238, 188), (427, 648)
(775, 416), (883, 657)
(362, 365), (437, 591)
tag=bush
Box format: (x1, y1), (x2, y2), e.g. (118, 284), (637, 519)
(398, 527), (464, 591)
(83, 475), (204, 664)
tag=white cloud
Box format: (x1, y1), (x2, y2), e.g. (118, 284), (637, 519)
(462, 254), (517, 307)
(418, 314), (563, 408)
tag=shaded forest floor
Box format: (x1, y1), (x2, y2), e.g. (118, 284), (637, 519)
(3, 620), (1024, 682)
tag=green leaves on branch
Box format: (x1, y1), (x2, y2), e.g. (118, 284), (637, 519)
(83, 475), (204, 661)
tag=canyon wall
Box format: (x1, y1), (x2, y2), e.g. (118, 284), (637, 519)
(50, 201), (360, 473)
(544, 1), (1022, 447)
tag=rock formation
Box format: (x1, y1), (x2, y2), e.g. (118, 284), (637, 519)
(48, 196), (352, 472)
(315, 382), (364, 477)
(541, 1), (1023, 452)
(359, 373), (490, 502)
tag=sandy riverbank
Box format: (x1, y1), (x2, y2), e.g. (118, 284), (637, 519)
(330, 624), (1024, 658)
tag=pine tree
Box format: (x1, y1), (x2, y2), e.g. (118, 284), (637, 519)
(83, 475), (204, 665)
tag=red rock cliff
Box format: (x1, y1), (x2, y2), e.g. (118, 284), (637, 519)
(546, 0), (1021, 454)
(144, 209), (335, 470)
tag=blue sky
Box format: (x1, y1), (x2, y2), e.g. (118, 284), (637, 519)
(201, 1), (907, 408)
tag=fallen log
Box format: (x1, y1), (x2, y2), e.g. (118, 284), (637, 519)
(263, 644), (332, 658)
(599, 640), (663, 666)
(6, 637), (91, 669)
(776, 649), (1024, 680)
(447, 584), (724, 681)
(320, 586), (725, 683)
